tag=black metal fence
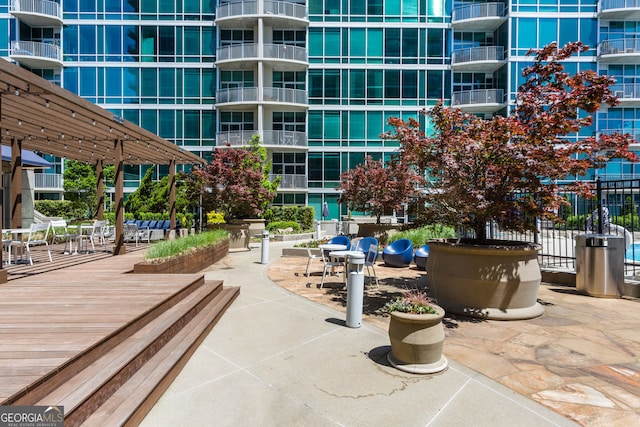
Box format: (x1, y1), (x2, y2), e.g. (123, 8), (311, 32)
(485, 178), (640, 278)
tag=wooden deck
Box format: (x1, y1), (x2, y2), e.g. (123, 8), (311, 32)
(0, 241), (239, 426)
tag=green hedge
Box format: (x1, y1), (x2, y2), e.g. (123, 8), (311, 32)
(387, 224), (457, 247)
(266, 221), (301, 233)
(263, 206), (314, 231)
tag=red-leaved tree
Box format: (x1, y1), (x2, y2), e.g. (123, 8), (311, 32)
(192, 140), (278, 222)
(385, 42), (638, 242)
(337, 156), (420, 224)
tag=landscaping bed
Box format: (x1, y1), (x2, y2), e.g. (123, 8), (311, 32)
(133, 238), (229, 274)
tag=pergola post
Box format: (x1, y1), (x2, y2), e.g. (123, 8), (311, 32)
(0, 147), (6, 283)
(113, 138), (125, 255)
(169, 159), (176, 237)
(96, 159), (104, 220)
(11, 137), (22, 229)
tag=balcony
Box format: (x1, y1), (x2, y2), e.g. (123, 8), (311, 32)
(216, 87), (307, 108)
(262, 87), (308, 107)
(215, 43), (307, 70)
(216, 0), (308, 28)
(269, 174), (307, 190)
(34, 173), (63, 191)
(216, 87), (259, 108)
(217, 130), (307, 149)
(599, 39), (640, 64)
(451, 3), (507, 32)
(10, 0), (62, 26)
(610, 83), (640, 107)
(451, 46), (506, 72)
(599, 0), (640, 20)
(10, 41), (62, 69)
(262, 130), (307, 148)
(451, 89), (506, 113)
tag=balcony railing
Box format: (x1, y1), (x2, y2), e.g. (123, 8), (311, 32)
(610, 83), (640, 99)
(217, 130), (307, 148)
(262, 130), (307, 147)
(34, 173), (62, 190)
(216, 1), (259, 19)
(599, 39), (640, 55)
(269, 174), (307, 189)
(600, 0), (640, 12)
(10, 40), (62, 65)
(264, 0), (307, 19)
(10, 0), (62, 21)
(216, 87), (260, 104)
(451, 46), (505, 65)
(452, 2), (506, 22)
(217, 44), (259, 61)
(217, 0), (307, 20)
(217, 43), (307, 62)
(452, 89), (505, 106)
(263, 87), (307, 105)
(263, 44), (307, 62)
(216, 131), (258, 147)
(216, 87), (307, 105)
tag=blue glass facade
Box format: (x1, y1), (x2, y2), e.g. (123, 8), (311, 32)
(2, 0), (639, 218)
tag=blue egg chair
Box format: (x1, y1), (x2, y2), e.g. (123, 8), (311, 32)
(413, 244), (430, 271)
(382, 238), (413, 268)
(354, 236), (378, 253)
(328, 235), (351, 248)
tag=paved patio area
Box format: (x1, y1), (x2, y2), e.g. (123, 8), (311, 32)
(269, 254), (640, 426)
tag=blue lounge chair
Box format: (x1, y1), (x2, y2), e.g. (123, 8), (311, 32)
(328, 235), (350, 248)
(382, 238), (413, 268)
(413, 244), (430, 271)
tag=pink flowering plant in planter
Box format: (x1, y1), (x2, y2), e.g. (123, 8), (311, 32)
(381, 289), (438, 315)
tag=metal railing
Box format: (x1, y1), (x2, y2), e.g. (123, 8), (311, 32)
(262, 130), (307, 147)
(10, 40), (61, 61)
(610, 83), (640, 99)
(216, 87), (259, 104)
(10, 0), (61, 19)
(217, 0), (306, 20)
(217, 43), (307, 62)
(600, 0), (640, 11)
(451, 89), (504, 106)
(452, 2), (506, 21)
(269, 174), (307, 189)
(599, 39), (640, 55)
(451, 46), (505, 65)
(34, 173), (62, 190)
(262, 87), (307, 105)
(264, 0), (307, 19)
(478, 178), (640, 277)
(216, 44), (259, 61)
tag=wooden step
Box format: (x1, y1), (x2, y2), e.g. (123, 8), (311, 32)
(6, 276), (210, 407)
(81, 287), (239, 427)
(30, 280), (230, 427)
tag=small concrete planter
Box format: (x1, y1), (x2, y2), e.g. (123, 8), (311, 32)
(387, 305), (448, 374)
(208, 223), (249, 250)
(426, 239), (544, 320)
(133, 239), (229, 274)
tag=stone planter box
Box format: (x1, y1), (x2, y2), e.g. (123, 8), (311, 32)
(207, 223), (250, 250)
(133, 239), (229, 274)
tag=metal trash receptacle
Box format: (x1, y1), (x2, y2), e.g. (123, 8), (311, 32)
(575, 234), (624, 298)
(345, 252), (365, 328)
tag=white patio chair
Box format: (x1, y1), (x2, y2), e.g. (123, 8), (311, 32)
(364, 243), (380, 287)
(24, 222), (53, 265)
(304, 242), (322, 278)
(50, 219), (78, 254)
(320, 247), (345, 289)
(77, 220), (108, 253)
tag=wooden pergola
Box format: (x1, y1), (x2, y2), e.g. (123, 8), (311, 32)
(0, 60), (204, 280)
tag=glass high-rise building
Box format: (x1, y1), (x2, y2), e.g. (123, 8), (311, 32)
(2, 0), (639, 219)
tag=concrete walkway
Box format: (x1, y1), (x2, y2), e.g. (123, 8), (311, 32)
(141, 241), (576, 426)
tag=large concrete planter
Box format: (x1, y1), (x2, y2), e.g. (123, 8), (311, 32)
(387, 305), (448, 374)
(426, 239), (544, 320)
(208, 223), (250, 250)
(133, 239), (229, 274)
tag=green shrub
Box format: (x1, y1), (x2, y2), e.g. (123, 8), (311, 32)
(266, 220), (301, 233)
(388, 224), (457, 247)
(282, 206), (299, 222)
(563, 214), (586, 230)
(35, 200), (87, 220)
(612, 214), (639, 229)
(298, 206), (315, 230)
